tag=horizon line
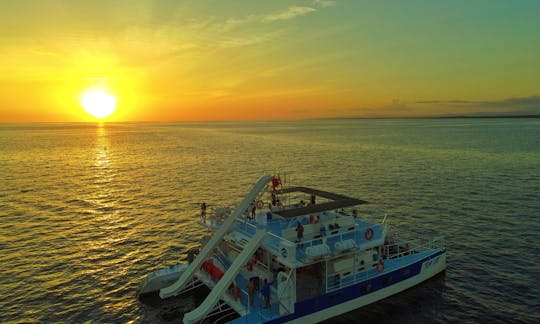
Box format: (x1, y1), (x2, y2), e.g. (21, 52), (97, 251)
(1, 114), (539, 124)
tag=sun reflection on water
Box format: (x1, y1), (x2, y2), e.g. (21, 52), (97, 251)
(88, 124), (115, 213)
(87, 124), (134, 312)
(95, 123), (110, 168)
(91, 125), (137, 240)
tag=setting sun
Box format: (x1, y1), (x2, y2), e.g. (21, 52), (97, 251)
(81, 89), (117, 119)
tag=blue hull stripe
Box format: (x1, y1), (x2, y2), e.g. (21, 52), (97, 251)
(264, 249), (445, 324)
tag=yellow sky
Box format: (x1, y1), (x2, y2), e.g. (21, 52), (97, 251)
(1, 1), (539, 122)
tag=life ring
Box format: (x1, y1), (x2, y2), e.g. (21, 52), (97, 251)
(256, 200), (263, 209)
(365, 228), (374, 241)
(376, 259), (384, 273)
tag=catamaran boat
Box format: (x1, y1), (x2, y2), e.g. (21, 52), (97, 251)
(138, 175), (446, 323)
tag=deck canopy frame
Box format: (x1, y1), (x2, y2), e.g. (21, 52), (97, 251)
(272, 186), (368, 218)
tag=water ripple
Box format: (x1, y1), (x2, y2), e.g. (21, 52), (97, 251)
(1, 120), (539, 323)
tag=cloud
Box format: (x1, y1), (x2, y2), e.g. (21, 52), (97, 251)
(490, 96), (540, 108)
(326, 99), (412, 118)
(416, 100), (472, 104)
(416, 96), (540, 108)
(313, 0), (336, 8)
(222, 14), (258, 31)
(217, 31), (282, 48)
(263, 6), (317, 22)
(415, 96), (540, 115)
(368, 99), (411, 116)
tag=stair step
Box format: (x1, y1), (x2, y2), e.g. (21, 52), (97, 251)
(238, 239), (249, 247)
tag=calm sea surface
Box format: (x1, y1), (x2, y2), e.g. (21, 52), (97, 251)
(1, 119), (539, 323)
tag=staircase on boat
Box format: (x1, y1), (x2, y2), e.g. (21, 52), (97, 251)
(184, 230), (266, 323)
(160, 175), (272, 299)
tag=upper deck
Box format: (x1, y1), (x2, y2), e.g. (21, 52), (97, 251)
(211, 184), (380, 267)
(225, 206), (387, 268)
(271, 186), (367, 218)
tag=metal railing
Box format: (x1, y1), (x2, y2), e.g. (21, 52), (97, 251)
(326, 257), (379, 292)
(276, 269), (295, 312)
(388, 228), (446, 253)
(234, 216), (389, 264)
(205, 300), (233, 319)
(326, 234), (446, 292)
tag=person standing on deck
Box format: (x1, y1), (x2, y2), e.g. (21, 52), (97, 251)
(187, 249), (196, 264)
(201, 202), (207, 216)
(247, 278), (255, 307)
(261, 278), (270, 308)
(251, 203), (256, 219)
(296, 221), (304, 242)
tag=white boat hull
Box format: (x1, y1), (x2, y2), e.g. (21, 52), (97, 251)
(290, 253), (446, 323)
(139, 264), (187, 296)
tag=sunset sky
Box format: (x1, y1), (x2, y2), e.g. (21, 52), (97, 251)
(1, 0), (539, 122)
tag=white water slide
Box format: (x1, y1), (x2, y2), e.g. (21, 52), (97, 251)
(159, 175), (273, 299)
(183, 230), (266, 323)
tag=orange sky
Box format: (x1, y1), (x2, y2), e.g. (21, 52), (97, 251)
(1, 1), (539, 122)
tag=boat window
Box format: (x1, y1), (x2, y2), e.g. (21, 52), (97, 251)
(360, 283), (372, 293)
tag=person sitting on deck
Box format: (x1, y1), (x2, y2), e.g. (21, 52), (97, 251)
(320, 223), (326, 236)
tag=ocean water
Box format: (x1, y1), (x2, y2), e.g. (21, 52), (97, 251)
(1, 119), (539, 323)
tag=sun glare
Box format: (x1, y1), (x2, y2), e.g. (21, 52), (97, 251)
(81, 89), (117, 119)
